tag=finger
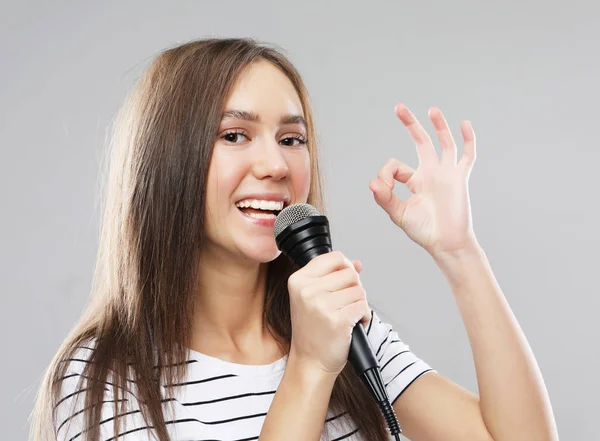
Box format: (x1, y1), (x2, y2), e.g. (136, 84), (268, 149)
(458, 120), (476, 171)
(428, 107), (457, 165)
(360, 305), (373, 330)
(302, 250), (353, 278)
(322, 285), (366, 312)
(317, 267), (362, 293)
(377, 158), (416, 190)
(337, 299), (371, 330)
(395, 103), (438, 165)
(352, 259), (362, 273)
(369, 178), (407, 225)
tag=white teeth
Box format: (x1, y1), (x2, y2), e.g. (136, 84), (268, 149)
(235, 199), (284, 211)
(246, 212), (276, 220)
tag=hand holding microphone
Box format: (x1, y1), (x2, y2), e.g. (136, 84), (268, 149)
(274, 203), (402, 437)
(287, 251), (371, 376)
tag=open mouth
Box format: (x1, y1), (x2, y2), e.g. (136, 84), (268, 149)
(235, 200), (288, 218)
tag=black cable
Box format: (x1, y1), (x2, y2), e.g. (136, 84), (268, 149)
(358, 366), (402, 439)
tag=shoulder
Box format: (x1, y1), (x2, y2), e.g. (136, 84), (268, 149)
(54, 340), (101, 408)
(366, 306), (436, 404)
(53, 340), (143, 441)
(53, 341), (97, 439)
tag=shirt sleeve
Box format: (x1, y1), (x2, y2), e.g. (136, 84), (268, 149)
(53, 345), (148, 441)
(365, 307), (436, 404)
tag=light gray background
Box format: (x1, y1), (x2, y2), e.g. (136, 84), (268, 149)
(2, 1), (598, 440)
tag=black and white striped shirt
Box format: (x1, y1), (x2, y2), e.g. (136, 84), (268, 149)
(55, 309), (434, 441)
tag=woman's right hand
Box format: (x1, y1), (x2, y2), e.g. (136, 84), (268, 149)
(287, 251), (371, 377)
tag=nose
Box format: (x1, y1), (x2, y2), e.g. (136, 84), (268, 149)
(251, 138), (289, 181)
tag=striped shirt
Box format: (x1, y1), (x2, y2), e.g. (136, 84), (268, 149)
(55, 309), (434, 441)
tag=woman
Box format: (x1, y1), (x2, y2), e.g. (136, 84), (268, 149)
(29, 38), (557, 441)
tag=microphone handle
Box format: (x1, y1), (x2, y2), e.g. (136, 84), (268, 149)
(292, 243), (380, 377)
(349, 321), (379, 375)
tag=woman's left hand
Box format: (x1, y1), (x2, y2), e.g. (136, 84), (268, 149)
(369, 104), (478, 257)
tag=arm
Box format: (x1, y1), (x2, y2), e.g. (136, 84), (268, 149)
(368, 103), (559, 441)
(391, 243), (558, 441)
(259, 354), (337, 441)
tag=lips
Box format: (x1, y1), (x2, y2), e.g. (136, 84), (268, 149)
(232, 193), (291, 228)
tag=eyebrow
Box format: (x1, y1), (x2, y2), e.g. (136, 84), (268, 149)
(221, 109), (308, 132)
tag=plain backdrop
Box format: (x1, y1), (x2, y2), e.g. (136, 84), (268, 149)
(1, 1), (598, 439)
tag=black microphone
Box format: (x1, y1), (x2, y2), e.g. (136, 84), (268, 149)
(274, 203), (402, 439)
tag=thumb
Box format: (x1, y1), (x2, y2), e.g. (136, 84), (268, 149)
(351, 259), (363, 273)
(369, 178), (406, 224)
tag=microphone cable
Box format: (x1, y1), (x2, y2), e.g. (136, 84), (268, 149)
(358, 365), (402, 440)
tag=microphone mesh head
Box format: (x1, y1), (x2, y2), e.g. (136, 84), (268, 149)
(274, 203), (322, 238)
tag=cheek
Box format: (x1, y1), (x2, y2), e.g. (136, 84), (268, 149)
(205, 154), (243, 214)
(291, 151), (311, 199)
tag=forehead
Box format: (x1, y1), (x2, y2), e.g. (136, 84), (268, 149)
(224, 61), (304, 118)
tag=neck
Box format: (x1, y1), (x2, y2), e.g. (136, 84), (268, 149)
(191, 246), (272, 357)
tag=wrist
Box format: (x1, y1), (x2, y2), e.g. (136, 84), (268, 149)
(286, 351), (340, 386)
(430, 237), (483, 264)
(431, 241), (488, 287)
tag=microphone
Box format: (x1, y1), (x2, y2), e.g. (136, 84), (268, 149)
(274, 203), (402, 439)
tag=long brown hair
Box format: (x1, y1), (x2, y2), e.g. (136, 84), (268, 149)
(29, 37), (389, 441)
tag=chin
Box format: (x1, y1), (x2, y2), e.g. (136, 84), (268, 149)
(237, 241), (282, 264)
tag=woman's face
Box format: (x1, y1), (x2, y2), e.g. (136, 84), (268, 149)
(203, 60), (311, 264)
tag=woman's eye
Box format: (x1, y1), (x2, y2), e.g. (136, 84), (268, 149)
(221, 132), (307, 146)
(281, 136), (307, 147)
(222, 132), (247, 143)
